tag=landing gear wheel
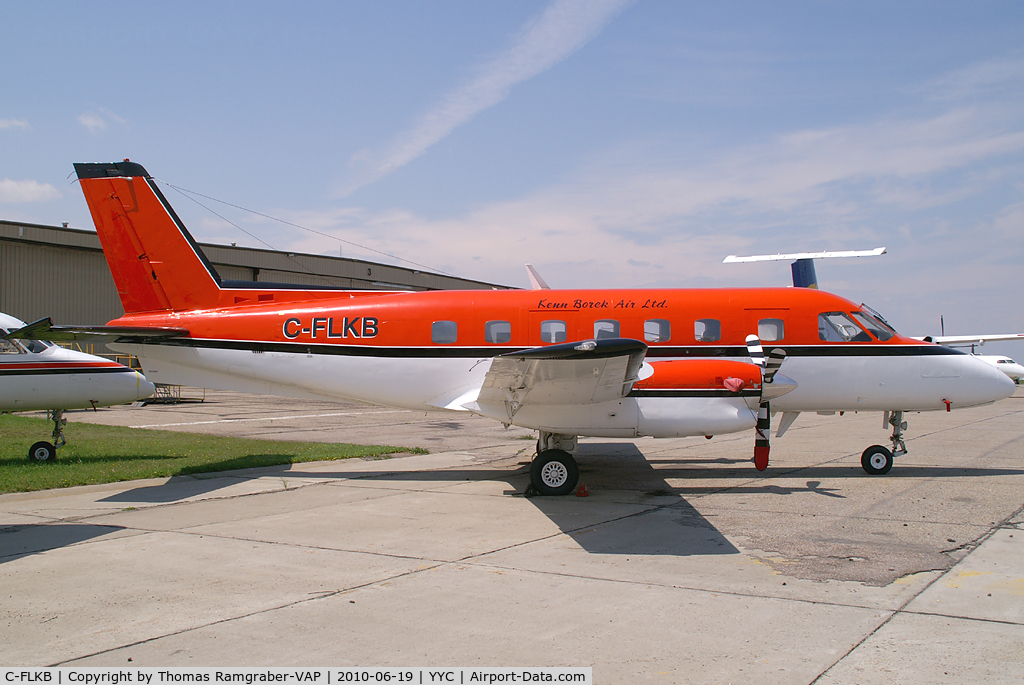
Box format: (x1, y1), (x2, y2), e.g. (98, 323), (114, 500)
(29, 441), (56, 462)
(529, 449), (579, 496)
(861, 445), (893, 475)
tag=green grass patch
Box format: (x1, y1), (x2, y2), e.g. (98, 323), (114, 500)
(0, 413), (425, 494)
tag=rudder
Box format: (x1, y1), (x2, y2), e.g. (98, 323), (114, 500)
(75, 161), (223, 313)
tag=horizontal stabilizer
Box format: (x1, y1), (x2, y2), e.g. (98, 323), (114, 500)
(3, 318), (189, 343)
(723, 248), (887, 263)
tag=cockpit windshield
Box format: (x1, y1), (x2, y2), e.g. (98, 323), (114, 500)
(852, 306), (896, 342)
(0, 330), (25, 354)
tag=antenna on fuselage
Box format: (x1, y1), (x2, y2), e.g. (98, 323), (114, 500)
(723, 248), (887, 288)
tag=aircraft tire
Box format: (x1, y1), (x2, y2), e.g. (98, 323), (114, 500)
(861, 445), (893, 475)
(530, 449), (579, 496)
(29, 441), (56, 462)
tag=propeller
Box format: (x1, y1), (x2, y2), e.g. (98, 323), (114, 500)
(746, 335), (789, 471)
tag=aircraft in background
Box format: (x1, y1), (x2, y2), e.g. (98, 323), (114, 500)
(6, 161), (1014, 494)
(0, 312), (155, 461)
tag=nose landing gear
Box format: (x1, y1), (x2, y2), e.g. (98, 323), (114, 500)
(861, 410), (906, 475)
(27, 409), (66, 462)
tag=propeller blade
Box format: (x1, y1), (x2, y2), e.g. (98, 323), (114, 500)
(745, 334), (765, 366)
(747, 335), (791, 471)
(763, 348), (786, 383)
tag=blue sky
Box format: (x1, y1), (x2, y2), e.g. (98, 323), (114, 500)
(2, 1), (1023, 353)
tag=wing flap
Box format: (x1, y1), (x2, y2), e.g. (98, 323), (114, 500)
(472, 338), (647, 411)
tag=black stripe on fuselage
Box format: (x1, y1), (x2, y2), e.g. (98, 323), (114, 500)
(121, 337), (968, 360)
(0, 366), (133, 377)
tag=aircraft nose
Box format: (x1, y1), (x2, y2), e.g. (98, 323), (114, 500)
(966, 355), (1016, 405)
(136, 372), (156, 400)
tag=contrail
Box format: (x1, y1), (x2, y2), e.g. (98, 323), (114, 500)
(341, 0), (633, 196)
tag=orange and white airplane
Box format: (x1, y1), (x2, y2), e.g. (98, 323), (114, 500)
(7, 160), (1015, 493)
(1, 311), (154, 461)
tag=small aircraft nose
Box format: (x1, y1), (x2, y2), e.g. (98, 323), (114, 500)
(136, 372), (156, 400)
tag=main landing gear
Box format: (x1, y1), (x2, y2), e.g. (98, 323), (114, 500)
(861, 410), (907, 476)
(27, 409), (66, 462)
(526, 432), (580, 497)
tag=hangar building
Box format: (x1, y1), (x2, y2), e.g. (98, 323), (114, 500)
(1, 219), (510, 353)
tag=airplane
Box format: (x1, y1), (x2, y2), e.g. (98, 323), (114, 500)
(0, 311), (155, 461)
(5, 160), (1015, 494)
(978, 355), (1024, 382)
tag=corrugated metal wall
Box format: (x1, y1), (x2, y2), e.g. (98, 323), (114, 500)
(0, 240), (123, 326)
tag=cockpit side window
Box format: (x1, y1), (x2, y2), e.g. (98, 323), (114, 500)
(851, 310), (894, 341)
(819, 312), (872, 342)
(21, 339), (50, 353)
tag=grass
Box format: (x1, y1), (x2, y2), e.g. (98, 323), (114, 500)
(0, 413), (425, 494)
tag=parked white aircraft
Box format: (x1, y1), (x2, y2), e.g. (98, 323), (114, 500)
(0, 312), (155, 461)
(977, 356), (1024, 382)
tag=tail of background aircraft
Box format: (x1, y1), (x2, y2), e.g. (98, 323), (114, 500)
(75, 161), (224, 314)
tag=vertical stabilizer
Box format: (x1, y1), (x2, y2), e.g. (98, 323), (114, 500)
(75, 161), (222, 314)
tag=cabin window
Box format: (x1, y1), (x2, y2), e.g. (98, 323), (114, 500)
(541, 320), (567, 344)
(644, 319), (671, 343)
(819, 312), (871, 342)
(758, 318), (785, 342)
(695, 319), (721, 342)
(485, 320), (512, 344)
(851, 310), (894, 341)
(594, 319), (619, 339)
(431, 321), (458, 344)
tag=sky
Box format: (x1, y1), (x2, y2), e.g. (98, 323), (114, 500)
(2, 1), (1023, 354)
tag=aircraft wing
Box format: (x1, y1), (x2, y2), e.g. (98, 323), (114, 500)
(3, 317), (189, 343)
(467, 338), (647, 412)
(914, 333), (1024, 345)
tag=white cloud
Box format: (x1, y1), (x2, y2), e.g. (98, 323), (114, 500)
(285, 87), (1024, 292)
(0, 179), (60, 203)
(0, 118), (31, 130)
(78, 112), (106, 133)
(340, 0), (633, 195)
(919, 56), (1024, 101)
(78, 107), (128, 134)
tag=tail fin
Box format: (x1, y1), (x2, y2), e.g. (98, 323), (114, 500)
(75, 161), (222, 313)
